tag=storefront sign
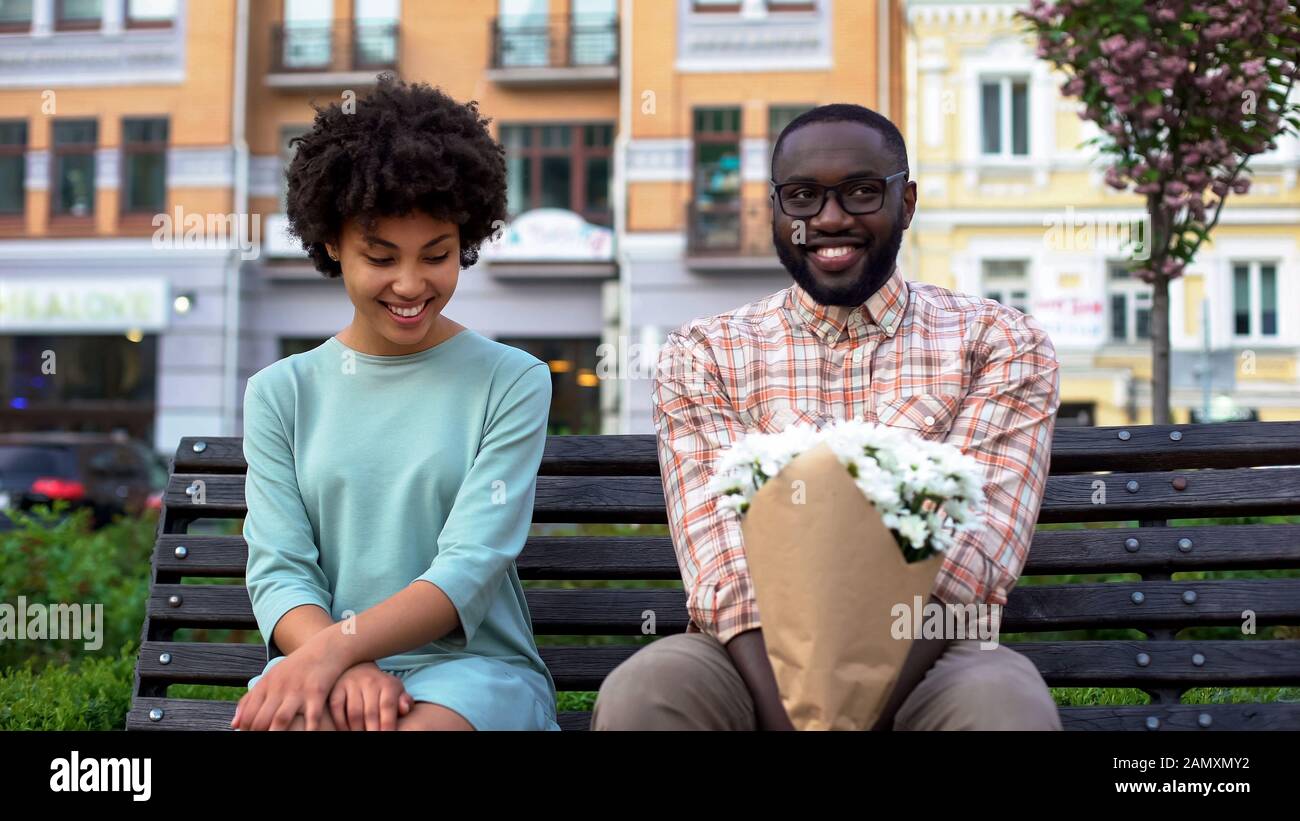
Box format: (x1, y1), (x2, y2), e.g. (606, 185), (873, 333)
(0, 278), (170, 332)
(1029, 295), (1104, 348)
(480, 209), (613, 262)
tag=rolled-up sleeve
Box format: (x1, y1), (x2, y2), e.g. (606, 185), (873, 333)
(242, 377), (333, 663)
(933, 309), (1061, 607)
(415, 361), (551, 649)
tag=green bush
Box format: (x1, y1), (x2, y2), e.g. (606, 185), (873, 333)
(0, 502), (155, 674)
(0, 644), (135, 730)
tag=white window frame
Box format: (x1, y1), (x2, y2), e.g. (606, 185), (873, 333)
(978, 75), (1030, 159)
(960, 37), (1054, 184)
(1106, 260), (1152, 345)
(980, 258), (1031, 315)
(1230, 259), (1281, 341)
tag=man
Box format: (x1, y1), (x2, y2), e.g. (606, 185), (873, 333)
(593, 104), (1062, 730)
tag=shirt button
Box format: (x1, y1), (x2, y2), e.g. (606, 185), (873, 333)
(924, 415), (936, 426)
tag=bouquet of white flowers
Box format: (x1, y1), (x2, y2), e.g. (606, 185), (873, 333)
(708, 417), (990, 730)
(711, 418), (987, 562)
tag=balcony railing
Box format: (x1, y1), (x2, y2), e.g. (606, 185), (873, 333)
(686, 195), (777, 263)
(269, 20), (399, 77)
(489, 14), (618, 80)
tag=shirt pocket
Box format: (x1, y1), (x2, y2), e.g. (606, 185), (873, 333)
(875, 392), (961, 441)
(751, 405), (834, 434)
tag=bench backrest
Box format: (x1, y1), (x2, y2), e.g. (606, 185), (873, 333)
(129, 421), (1300, 730)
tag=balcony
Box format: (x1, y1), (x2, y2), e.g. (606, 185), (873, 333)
(266, 21), (400, 90)
(487, 15), (619, 87)
(686, 195), (783, 273)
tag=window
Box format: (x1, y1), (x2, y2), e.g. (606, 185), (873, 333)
(281, 0), (333, 69)
(0, 0), (33, 32)
(982, 259), (1030, 315)
(497, 0), (549, 67)
(1108, 261), (1152, 343)
(496, 337), (601, 435)
(694, 108), (742, 199)
(126, 0), (176, 28)
(0, 122), (26, 217)
(768, 104), (812, 167)
(56, 0), (101, 30)
(769, 105), (811, 142)
(980, 76), (1029, 157)
(571, 0), (617, 66)
(500, 123), (613, 226)
(1, 334), (158, 405)
(121, 118), (168, 214)
(354, 0), (398, 67)
(690, 107), (742, 250)
(1232, 261), (1279, 338)
(51, 120), (97, 219)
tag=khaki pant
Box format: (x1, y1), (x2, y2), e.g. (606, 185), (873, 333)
(592, 631), (1062, 730)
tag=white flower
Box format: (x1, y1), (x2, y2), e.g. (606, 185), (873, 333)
(712, 417), (987, 557)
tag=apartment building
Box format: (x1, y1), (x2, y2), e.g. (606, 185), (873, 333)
(902, 0), (1300, 425)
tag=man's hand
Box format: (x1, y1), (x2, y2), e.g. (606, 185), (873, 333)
(328, 662), (414, 731)
(871, 594), (952, 731)
(725, 628), (795, 731)
(724, 593), (954, 731)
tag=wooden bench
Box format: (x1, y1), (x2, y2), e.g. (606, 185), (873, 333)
(128, 421), (1300, 731)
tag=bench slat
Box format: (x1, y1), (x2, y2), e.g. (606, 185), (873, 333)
(134, 639), (1300, 692)
(1054, 702), (1300, 731)
(123, 697), (1300, 731)
(147, 580), (1300, 634)
(172, 422), (1300, 476)
(162, 467), (1300, 524)
(154, 524), (1300, 580)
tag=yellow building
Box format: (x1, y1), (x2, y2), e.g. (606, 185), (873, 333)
(902, 0), (1300, 426)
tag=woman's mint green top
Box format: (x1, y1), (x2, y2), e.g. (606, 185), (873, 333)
(241, 330), (558, 729)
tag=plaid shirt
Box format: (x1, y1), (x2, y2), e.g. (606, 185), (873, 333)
(652, 266), (1061, 645)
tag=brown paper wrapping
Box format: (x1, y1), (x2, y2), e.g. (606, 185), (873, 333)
(740, 442), (945, 730)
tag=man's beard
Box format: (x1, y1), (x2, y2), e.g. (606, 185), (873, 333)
(773, 208), (905, 307)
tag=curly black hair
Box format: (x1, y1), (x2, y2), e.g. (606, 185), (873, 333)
(284, 73), (507, 277)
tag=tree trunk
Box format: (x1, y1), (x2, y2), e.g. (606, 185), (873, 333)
(1151, 272), (1172, 424)
(1146, 191), (1173, 425)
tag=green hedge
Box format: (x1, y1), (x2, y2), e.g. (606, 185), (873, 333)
(0, 645), (135, 730)
(0, 502), (154, 675)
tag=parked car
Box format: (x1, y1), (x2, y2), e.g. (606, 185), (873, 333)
(0, 432), (166, 528)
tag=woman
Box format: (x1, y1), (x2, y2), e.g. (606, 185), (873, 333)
(232, 75), (559, 731)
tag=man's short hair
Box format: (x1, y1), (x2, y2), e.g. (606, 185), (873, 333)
(771, 103), (909, 179)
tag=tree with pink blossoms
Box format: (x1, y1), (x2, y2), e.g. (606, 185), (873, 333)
(1020, 0), (1299, 424)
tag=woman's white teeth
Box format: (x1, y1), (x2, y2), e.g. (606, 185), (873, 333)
(814, 246), (858, 259)
(385, 301), (427, 318)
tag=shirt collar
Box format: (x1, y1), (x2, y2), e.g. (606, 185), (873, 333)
(788, 265), (908, 344)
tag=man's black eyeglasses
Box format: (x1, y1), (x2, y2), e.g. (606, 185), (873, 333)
(770, 171), (908, 218)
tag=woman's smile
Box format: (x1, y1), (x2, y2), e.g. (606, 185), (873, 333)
(380, 298), (432, 326)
